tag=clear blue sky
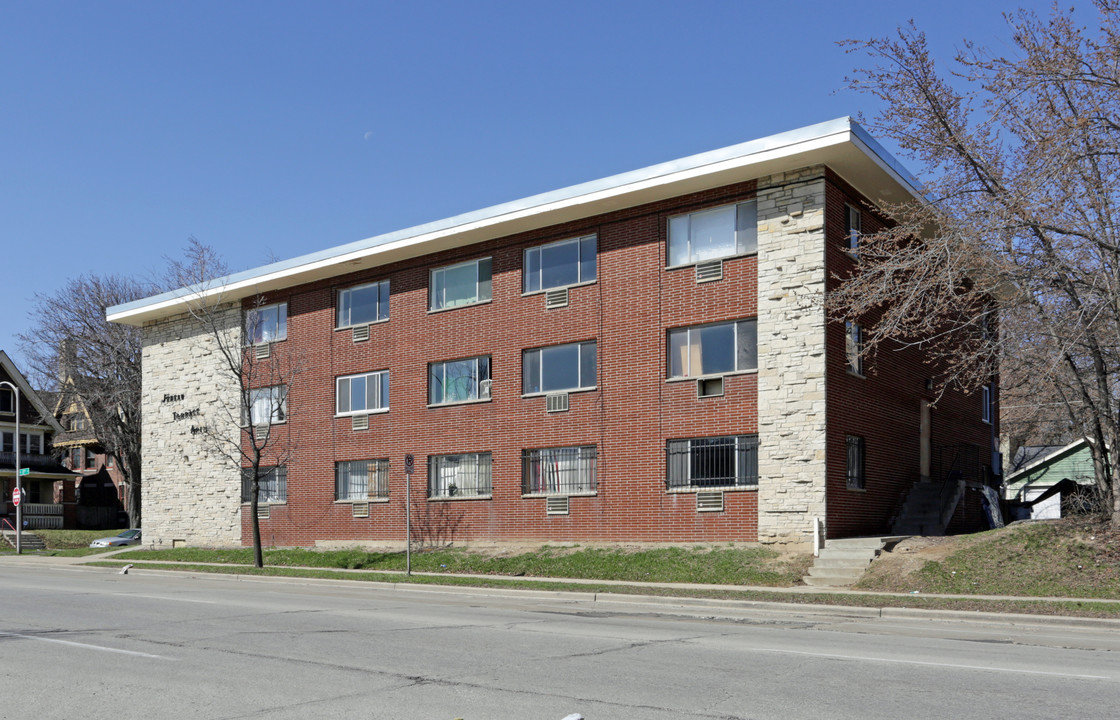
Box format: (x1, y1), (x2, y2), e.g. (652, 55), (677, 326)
(0, 0), (1070, 371)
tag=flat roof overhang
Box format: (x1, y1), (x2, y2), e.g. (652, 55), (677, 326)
(107, 117), (922, 327)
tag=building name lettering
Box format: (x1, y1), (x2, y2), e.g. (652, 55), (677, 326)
(162, 393), (185, 404)
(190, 425), (209, 436)
(173, 408), (201, 421)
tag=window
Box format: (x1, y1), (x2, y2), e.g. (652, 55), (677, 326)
(0, 388), (14, 413)
(668, 200), (757, 266)
(70, 447), (81, 468)
(845, 204), (862, 253)
(429, 356), (491, 405)
(668, 320), (757, 378)
(0, 432), (12, 453)
(846, 436), (866, 490)
(242, 466), (287, 504)
(107, 454), (115, 469)
(845, 321), (864, 376)
(982, 383), (993, 424)
(666, 435), (759, 489)
(248, 385), (288, 425)
(428, 452), (492, 498)
(85, 448), (96, 468)
(522, 341), (596, 395)
(524, 235), (596, 293)
(69, 415), (87, 432)
(336, 371), (389, 416)
(246, 302), (287, 344)
(522, 446), (597, 495)
(337, 280), (389, 328)
(430, 258), (492, 311)
(7, 433), (43, 456)
(335, 459), (390, 501)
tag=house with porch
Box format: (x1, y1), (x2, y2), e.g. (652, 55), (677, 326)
(1, 350), (76, 531)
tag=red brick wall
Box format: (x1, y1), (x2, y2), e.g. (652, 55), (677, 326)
(241, 182), (761, 546)
(823, 170), (997, 539)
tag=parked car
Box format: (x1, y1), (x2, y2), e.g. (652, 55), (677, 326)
(89, 529), (141, 548)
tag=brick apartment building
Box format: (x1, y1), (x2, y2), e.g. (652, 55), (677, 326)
(107, 118), (998, 550)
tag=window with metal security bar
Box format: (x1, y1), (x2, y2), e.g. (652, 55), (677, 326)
(522, 446), (597, 495)
(428, 452), (492, 499)
(666, 435), (758, 490)
(241, 466), (287, 504)
(335, 459), (390, 501)
(846, 436), (866, 490)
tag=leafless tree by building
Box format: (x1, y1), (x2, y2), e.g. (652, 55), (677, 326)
(831, 1), (1120, 525)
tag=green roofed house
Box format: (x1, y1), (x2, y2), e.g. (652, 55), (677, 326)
(1003, 438), (1096, 520)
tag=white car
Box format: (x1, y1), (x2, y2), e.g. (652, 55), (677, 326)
(89, 529), (141, 548)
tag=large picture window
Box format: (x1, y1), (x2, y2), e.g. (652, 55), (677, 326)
(522, 446), (598, 495)
(668, 320), (756, 378)
(246, 302), (287, 344)
(337, 280), (389, 328)
(668, 200), (757, 266)
(524, 235), (597, 293)
(522, 341), (596, 395)
(335, 459), (390, 501)
(336, 371), (389, 415)
(430, 258), (492, 311)
(429, 356), (491, 405)
(242, 466), (287, 504)
(428, 452), (492, 498)
(248, 385), (287, 425)
(666, 435), (758, 489)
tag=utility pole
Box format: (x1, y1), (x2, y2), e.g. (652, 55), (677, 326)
(1, 381), (22, 554)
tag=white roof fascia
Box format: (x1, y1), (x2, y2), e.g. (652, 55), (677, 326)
(108, 117), (923, 327)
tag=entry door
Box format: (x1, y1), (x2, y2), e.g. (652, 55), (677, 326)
(920, 400), (931, 480)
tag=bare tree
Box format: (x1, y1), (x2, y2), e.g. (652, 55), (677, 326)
(831, 1), (1120, 526)
(20, 275), (155, 527)
(166, 239), (301, 567)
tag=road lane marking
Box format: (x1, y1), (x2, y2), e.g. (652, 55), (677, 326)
(0, 632), (176, 660)
(754, 646), (1109, 680)
(126, 594), (218, 604)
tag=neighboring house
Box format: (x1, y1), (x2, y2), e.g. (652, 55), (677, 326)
(1003, 438), (1096, 520)
(0, 350), (76, 529)
(52, 377), (129, 529)
(106, 118), (998, 550)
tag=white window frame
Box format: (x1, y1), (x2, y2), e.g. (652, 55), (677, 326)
(0, 432), (39, 455)
(429, 257), (492, 311)
(429, 355), (491, 406)
(522, 446), (598, 496)
(336, 371), (390, 416)
(248, 385), (288, 426)
(845, 204), (862, 253)
(246, 302), (288, 345)
(523, 234), (597, 293)
(428, 452), (492, 499)
(337, 279), (390, 328)
(845, 321), (864, 376)
(667, 200), (757, 267)
(522, 341), (597, 395)
(335, 459), (390, 501)
(982, 384), (993, 424)
(668, 319), (757, 379)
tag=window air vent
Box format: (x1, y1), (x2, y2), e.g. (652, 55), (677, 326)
(256, 504), (270, 519)
(254, 343), (271, 360)
(253, 425), (269, 442)
(351, 414), (369, 431)
(697, 491), (725, 513)
(544, 287), (569, 309)
(546, 392), (569, 413)
(352, 502), (370, 518)
(697, 377), (724, 399)
(696, 259), (723, 283)
(479, 379), (492, 399)
(352, 325), (370, 343)
(546, 496), (570, 515)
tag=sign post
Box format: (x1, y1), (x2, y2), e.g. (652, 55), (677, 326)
(404, 453), (414, 576)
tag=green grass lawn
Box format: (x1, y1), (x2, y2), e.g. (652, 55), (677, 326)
(121, 544), (813, 586)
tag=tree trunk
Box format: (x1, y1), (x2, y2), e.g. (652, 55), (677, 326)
(250, 475), (263, 568)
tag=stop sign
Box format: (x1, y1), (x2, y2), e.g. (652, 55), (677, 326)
(12, 487), (21, 506)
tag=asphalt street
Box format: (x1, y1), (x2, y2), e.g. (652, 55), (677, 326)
(2, 564), (1118, 719)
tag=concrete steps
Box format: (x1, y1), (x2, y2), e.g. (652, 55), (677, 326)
(1, 530), (47, 551)
(803, 536), (905, 587)
(891, 481), (953, 536)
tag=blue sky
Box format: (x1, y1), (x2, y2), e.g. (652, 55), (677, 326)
(0, 0), (1072, 371)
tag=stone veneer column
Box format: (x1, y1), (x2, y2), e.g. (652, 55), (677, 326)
(141, 306), (243, 547)
(756, 167), (827, 548)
